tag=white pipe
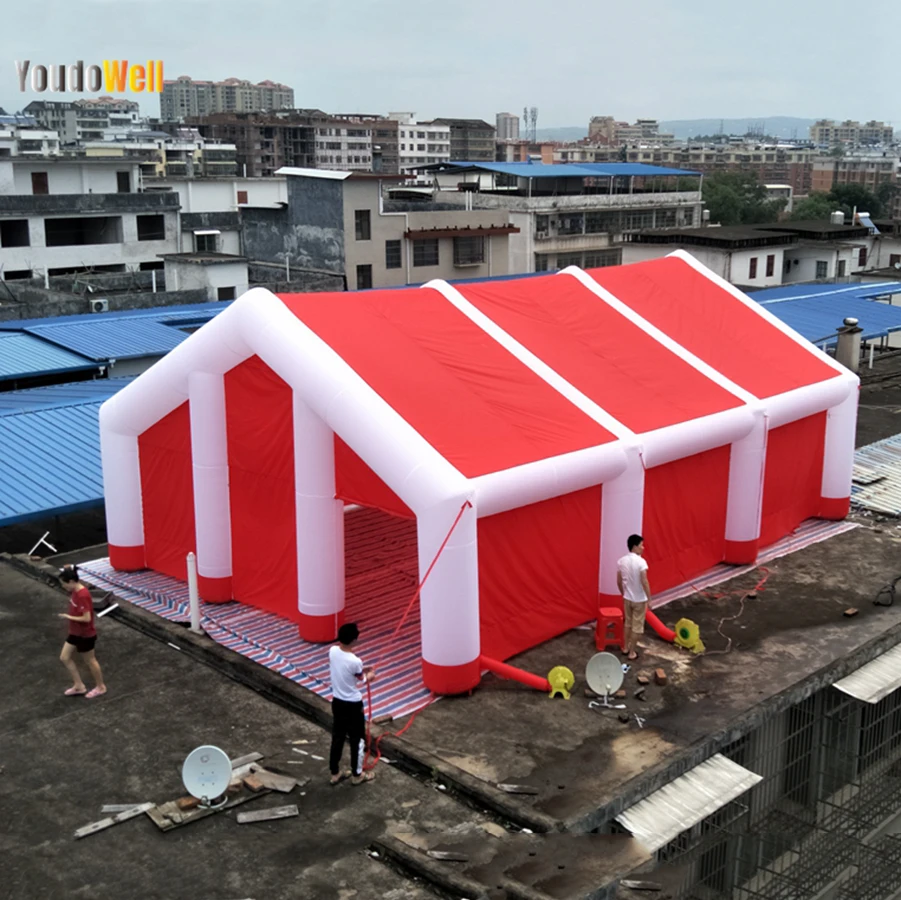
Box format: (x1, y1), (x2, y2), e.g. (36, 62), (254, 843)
(187, 551), (201, 633)
(869, 343), (874, 369)
(151, 269), (157, 293)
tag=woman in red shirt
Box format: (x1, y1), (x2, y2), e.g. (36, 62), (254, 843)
(59, 565), (106, 698)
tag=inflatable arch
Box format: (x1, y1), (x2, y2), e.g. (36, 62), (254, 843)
(99, 251), (858, 695)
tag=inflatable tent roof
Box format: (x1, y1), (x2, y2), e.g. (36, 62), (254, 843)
(100, 251), (858, 694)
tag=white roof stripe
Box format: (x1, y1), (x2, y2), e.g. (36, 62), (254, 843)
(562, 266), (760, 408)
(422, 279), (636, 442)
(833, 643), (901, 704)
(615, 754), (763, 852)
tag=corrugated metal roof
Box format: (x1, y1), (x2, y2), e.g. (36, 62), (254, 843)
(852, 433), (901, 516)
(443, 161), (701, 178)
(0, 301), (229, 331)
(0, 378), (134, 416)
(750, 282), (900, 303)
(22, 319), (191, 361)
(755, 294), (901, 345)
(0, 332), (98, 380)
(615, 754), (762, 852)
(833, 643), (901, 704)
(0, 379), (131, 525)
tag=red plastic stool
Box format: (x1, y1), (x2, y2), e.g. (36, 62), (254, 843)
(595, 607), (624, 652)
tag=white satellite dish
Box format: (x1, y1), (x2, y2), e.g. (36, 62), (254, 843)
(182, 745), (232, 809)
(586, 652), (625, 697)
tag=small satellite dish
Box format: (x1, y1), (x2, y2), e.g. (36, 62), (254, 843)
(586, 652), (625, 697)
(182, 745), (232, 809)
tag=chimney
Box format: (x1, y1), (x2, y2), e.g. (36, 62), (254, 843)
(835, 317), (862, 372)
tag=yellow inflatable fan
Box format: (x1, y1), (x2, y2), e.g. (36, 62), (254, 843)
(547, 665), (575, 700)
(673, 618), (705, 654)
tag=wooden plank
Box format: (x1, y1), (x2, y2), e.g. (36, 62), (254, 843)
(247, 767), (297, 793)
(496, 783), (539, 795)
(146, 789), (267, 832)
(230, 752), (264, 769)
(427, 850), (470, 862)
(236, 804), (298, 824)
(100, 804), (148, 814)
(74, 802), (155, 839)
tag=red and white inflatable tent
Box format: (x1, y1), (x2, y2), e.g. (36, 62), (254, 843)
(99, 252), (858, 694)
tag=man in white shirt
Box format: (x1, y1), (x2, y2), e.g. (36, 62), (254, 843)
(617, 534), (651, 661)
(328, 622), (376, 785)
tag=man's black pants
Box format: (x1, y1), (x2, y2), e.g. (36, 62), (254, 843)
(330, 698), (366, 776)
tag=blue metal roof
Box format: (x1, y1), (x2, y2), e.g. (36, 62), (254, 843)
(444, 161), (701, 178)
(0, 332), (99, 380)
(749, 282), (900, 303)
(755, 294), (901, 345)
(0, 301), (228, 331)
(0, 379), (133, 526)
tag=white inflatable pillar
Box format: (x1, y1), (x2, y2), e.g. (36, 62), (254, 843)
(293, 395), (345, 642)
(724, 412), (767, 564)
(418, 498), (480, 694)
(598, 447), (645, 608)
(820, 384), (859, 519)
(99, 423), (145, 571)
(188, 371), (233, 602)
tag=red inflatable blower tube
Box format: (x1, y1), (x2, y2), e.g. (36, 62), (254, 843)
(479, 655), (551, 692)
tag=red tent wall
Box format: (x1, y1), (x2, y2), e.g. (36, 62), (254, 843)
(334, 437), (414, 519)
(477, 485), (602, 660)
(139, 402), (196, 581)
(642, 445), (731, 593)
(225, 356), (298, 619)
(759, 412), (827, 548)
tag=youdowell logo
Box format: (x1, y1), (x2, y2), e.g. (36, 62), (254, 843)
(15, 59), (164, 93)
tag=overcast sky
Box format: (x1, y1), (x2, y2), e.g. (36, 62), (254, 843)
(2, 0), (898, 127)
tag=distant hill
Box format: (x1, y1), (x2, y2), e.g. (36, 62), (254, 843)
(661, 116), (816, 140)
(535, 117), (817, 143)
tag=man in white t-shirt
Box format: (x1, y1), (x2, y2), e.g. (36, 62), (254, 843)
(328, 622), (376, 786)
(617, 534), (651, 661)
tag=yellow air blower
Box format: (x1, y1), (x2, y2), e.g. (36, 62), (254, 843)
(673, 618), (705, 654)
(547, 666), (575, 700)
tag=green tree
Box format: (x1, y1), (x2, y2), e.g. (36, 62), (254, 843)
(702, 171), (785, 226)
(791, 192), (835, 220)
(828, 184), (882, 218)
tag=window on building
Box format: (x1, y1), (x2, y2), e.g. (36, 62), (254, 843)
(356, 264), (373, 290)
(385, 239), (402, 269)
(765, 254), (775, 277)
(136, 214), (165, 242)
(217, 286), (236, 301)
(2, 269), (32, 280)
(784, 259), (792, 275)
(195, 233), (218, 252)
(837, 260), (846, 277)
(889, 254), (901, 267)
(0, 219), (30, 248)
(816, 260), (828, 278)
(858, 247), (867, 267)
(237, 190), (248, 204)
(534, 254), (550, 272)
(31, 171), (49, 195)
(116, 171), (131, 193)
(583, 249), (622, 268)
(412, 239), (439, 267)
(748, 257), (758, 279)
(354, 209), (371, 241)
(45, 216), (122, 246)
(453, 236), (485, 266)
(556, 252), (583, 268)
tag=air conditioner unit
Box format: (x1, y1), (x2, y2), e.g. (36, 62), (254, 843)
(90, 298), (109, 313)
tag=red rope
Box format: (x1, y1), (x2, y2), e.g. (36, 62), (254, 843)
(688, 566), (770, 601)
(362, 679), (431, 772)
(390, 500), (472, 640)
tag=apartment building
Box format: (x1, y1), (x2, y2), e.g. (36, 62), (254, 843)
(0, 156), (179, 280)
(314, 114), (377, 171)
(429, 118), (496, 162)
(388, 113), (450, 183)
(419, 161), (701, 273)
(588, 116), (675, 146)
(372, 118), (399, 174)
(496, 112), (520, 141)
(188, 111), (323, 176)
(811, 119), (894, 148)
(161, 76), (294, 120)
(0, 123), (61, 158)
(812, 152), (899, 193)
(241, 167), (519, 289)
(24, 98), (143, 144)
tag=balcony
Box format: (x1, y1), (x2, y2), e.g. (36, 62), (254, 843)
(436, 189), (702, 213)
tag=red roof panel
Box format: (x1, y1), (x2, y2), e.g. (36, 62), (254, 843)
(280, 288), (614, 478)
(590, 257), (839, 399)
